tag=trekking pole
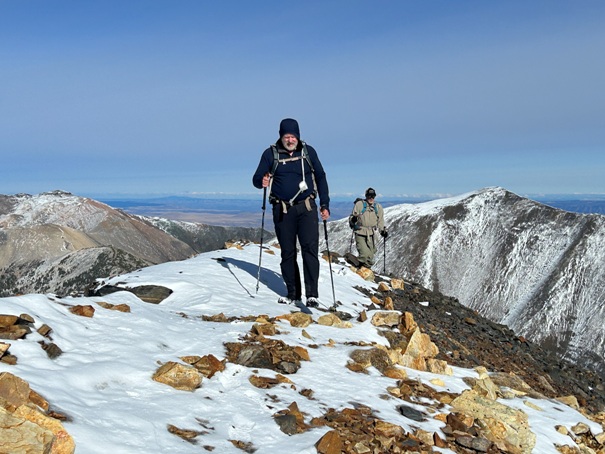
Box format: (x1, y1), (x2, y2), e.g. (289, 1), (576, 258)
(323, 220), (337, 307)
(255, 187), (267, 294)
(348, 229), (354, 254)
(383, 236), (387, 275)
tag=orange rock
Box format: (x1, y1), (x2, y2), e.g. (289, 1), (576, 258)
(370, 295), (383, 306)
(190, 354), (225, 378)
(69, 305), (95, 318)
(384, 296), (394, 310)
(316, 430), (342, 454)
(391, 278), (405, 290)
(383, 367), (408, 380)
(293, 346), (310, 361)
(0, 315), (19, 328)
(374, 420), (404, 438)
(401, 312), (417, 334)
(249, 375), (280, 389)
(252, 323), (277, 336)
(377, 282), (391, 292)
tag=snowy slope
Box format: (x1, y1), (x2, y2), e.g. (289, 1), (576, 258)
(1, 243), (601, 453)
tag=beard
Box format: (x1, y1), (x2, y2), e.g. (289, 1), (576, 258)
(281, 137), (298, 152)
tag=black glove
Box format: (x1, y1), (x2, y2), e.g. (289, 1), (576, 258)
(380, 229), (388, 239)
(349, 215), (358, 229)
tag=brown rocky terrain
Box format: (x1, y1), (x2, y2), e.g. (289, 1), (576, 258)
(363, 276), (605, 415)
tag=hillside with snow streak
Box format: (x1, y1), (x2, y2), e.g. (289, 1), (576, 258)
(0, 190), (264, 296)
(325, 187), (605, 375)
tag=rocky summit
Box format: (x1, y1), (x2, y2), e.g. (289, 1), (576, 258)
(1, 241), (605, 453)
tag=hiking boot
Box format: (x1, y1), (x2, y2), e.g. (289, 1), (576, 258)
(344, 252), (361, 268)
(306, 297), (320, 308)
(277, 297), (301, 305)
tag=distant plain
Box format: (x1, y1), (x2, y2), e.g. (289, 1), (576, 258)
(100, 195), (605, 228)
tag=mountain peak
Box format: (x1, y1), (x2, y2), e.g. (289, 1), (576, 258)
(325, 187), (605, 379)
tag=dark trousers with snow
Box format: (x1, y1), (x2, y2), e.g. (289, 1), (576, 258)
(272, 199), (320, 300)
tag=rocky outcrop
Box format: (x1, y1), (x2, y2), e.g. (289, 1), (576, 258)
(89, 283), (173, 304)
(365, 277), (605, 414)
(0, 372), (75, 454)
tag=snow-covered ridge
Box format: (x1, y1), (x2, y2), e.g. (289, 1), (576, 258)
(0, 190), (116, 231)
(1, 244), (602, 453)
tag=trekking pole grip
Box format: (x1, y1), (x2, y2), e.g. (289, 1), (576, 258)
(261, 187), (267, 210)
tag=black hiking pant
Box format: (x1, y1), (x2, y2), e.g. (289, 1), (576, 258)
(272, 199), (320, 300)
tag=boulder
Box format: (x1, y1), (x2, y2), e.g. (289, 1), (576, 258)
(14, 404), (76, 454)
(370, 311), (401, 327)
(152, 362), (202, 391)
(0, 372), (75, 453)
(69, 305), (95, 317)
(0, 407), (55, 453)
(451, 389), (536, 453)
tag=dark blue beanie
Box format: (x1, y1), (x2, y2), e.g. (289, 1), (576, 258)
(279, 118), (300, 139)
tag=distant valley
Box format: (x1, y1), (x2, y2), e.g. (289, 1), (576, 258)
(100, 195), (605, 227)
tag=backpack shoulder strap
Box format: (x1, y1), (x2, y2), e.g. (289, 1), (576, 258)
(301, 142), (314, 173)
(270, 142), (318, 195)
(270, 144), (279, 175)
(270, 143), (314, 175)
(373, 202), (381, 221)
(301, 142), (317, 194)
(353, 199), (367, 215)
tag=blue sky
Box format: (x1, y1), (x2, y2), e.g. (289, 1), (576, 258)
(1, 1), (604, 198)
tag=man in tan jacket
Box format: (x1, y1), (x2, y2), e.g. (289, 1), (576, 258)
(348, 187), (387, 268)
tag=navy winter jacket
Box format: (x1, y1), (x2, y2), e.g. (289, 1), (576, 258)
(253, 141), (330, 211)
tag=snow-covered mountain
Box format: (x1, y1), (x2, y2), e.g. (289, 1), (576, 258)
(0, 191), (265, 296)
(325, 187), (605, 376)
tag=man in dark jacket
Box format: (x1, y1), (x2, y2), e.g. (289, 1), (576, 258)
(253, 118), (330, 308)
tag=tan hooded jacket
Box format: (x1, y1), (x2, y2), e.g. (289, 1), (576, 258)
(349, 199), (385, 236)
